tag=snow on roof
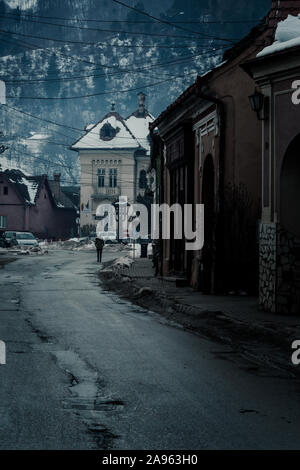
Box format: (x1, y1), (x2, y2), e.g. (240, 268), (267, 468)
(71, 112), (140, 150)
(5, 169), (42, 205)
(85, 124), (95, 131)
(22, 177), (40, 204)
(200, 60), (228, 78)
(125, 113), (155, 154)
(257, 15), (300, 58)
(0, 154), (30, 175)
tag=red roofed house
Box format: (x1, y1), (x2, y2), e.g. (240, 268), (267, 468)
(0, 169), (78, 239)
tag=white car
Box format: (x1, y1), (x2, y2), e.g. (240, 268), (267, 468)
(97, 231), (117, 243)
(14, 232), (39, 247)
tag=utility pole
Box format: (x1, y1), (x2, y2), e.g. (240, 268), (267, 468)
(0, 80), (8, 155)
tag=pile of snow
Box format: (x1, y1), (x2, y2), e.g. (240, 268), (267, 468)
(111, 256), (134, 269)
(258, 15), (300, 57)
(39, 238), (96, 251)
(7, 245), (48, 256)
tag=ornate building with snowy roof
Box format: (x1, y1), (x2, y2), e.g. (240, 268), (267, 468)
(71, 93), (154, 232)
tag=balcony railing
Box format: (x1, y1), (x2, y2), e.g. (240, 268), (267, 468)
(91, 186), (120, 199)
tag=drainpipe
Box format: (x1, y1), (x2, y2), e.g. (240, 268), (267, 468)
(22, 205), (25, 231)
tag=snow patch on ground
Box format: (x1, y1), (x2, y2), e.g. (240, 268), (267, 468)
(112, 256), (134, 268)
(0, 246), (48, 256)
(39, 238), (95, 251)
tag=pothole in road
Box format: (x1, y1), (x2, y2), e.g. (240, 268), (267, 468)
(24, 316), (122, 448)
(52, 349), (122, 449)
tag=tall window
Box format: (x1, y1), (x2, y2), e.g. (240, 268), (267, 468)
(109, 168), (118, 188)
(98, 168), (105, 188)
(0, 216), (7, 228)
(139, 170), (147, 189)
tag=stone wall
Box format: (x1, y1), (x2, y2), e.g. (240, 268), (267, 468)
(276, 227), (299, 315)
(259, 223), (276, 312)
(259, 223), (300, 314)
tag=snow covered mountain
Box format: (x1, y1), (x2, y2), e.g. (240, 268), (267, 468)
(0, 0), (271, 182)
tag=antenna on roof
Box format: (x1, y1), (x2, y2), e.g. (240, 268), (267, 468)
(137, 92), (146, 117)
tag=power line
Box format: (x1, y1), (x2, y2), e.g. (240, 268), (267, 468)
(0, 30), (208, 76)
(6, 68), (199, 100)
(3, 47), (226, 84)
(0, 34), (223, 86)
(110, 0), (236, 43)
(0, 12), (262, 24)
(4, 147), (153, 186)
(0, 29), (225, 84)
(4, 104), (154, 146)
(0, 24), (231, 42)
(0, 12), (238, 42)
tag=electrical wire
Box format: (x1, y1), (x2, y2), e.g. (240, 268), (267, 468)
(0, 12), (238, 42)
(110, 0), (237, 42)
(6, 68), (201, 99)
(3, 48), (226, 85)
(0, 11), (263, 25)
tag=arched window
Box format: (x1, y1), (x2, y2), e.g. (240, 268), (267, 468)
(139, 170), (147, 189)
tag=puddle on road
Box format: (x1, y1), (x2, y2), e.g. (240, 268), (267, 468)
(52, 349), (122, 449)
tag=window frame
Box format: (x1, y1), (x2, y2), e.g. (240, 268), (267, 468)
(109, 168), (118, 188)
(97, 168), (106, 188)
(0, 215), (7, 229)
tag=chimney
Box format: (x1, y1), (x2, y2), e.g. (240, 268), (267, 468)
(137, 92), (146, 117)
(270, 0), (300, 23)
(52, 173), (61, 199)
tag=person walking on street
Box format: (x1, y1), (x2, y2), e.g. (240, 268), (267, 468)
(95, 237), (104, 263)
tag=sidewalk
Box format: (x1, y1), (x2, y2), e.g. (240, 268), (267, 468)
(99, 256), (300, 377)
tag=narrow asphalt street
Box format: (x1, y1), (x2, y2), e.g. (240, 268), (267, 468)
(1, 248), (300, 450)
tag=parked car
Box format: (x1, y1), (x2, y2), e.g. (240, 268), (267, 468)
(7, 232), (39, 247)
(97, 231), (117, 244)
(2, 231), (18, 247)
(0, 231), (11, 248)
(88, 232), (97, 242)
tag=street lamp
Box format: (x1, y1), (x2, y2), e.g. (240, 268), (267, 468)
(249, 90), (267, 121)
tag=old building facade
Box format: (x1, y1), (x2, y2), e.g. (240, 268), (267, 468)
(0, 170), (78, 239)
(243, 9), (300, 313)
(150, 0), (296, 297)
(71, 94), (154, 234)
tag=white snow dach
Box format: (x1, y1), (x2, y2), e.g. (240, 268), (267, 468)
(72, 114), (140, 150)
(19, 176), (40, 204)
(125, 113), (155, 154)
(257, 15), (300, 57)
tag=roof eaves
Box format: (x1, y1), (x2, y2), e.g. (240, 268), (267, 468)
(149, 79), (199, 130)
